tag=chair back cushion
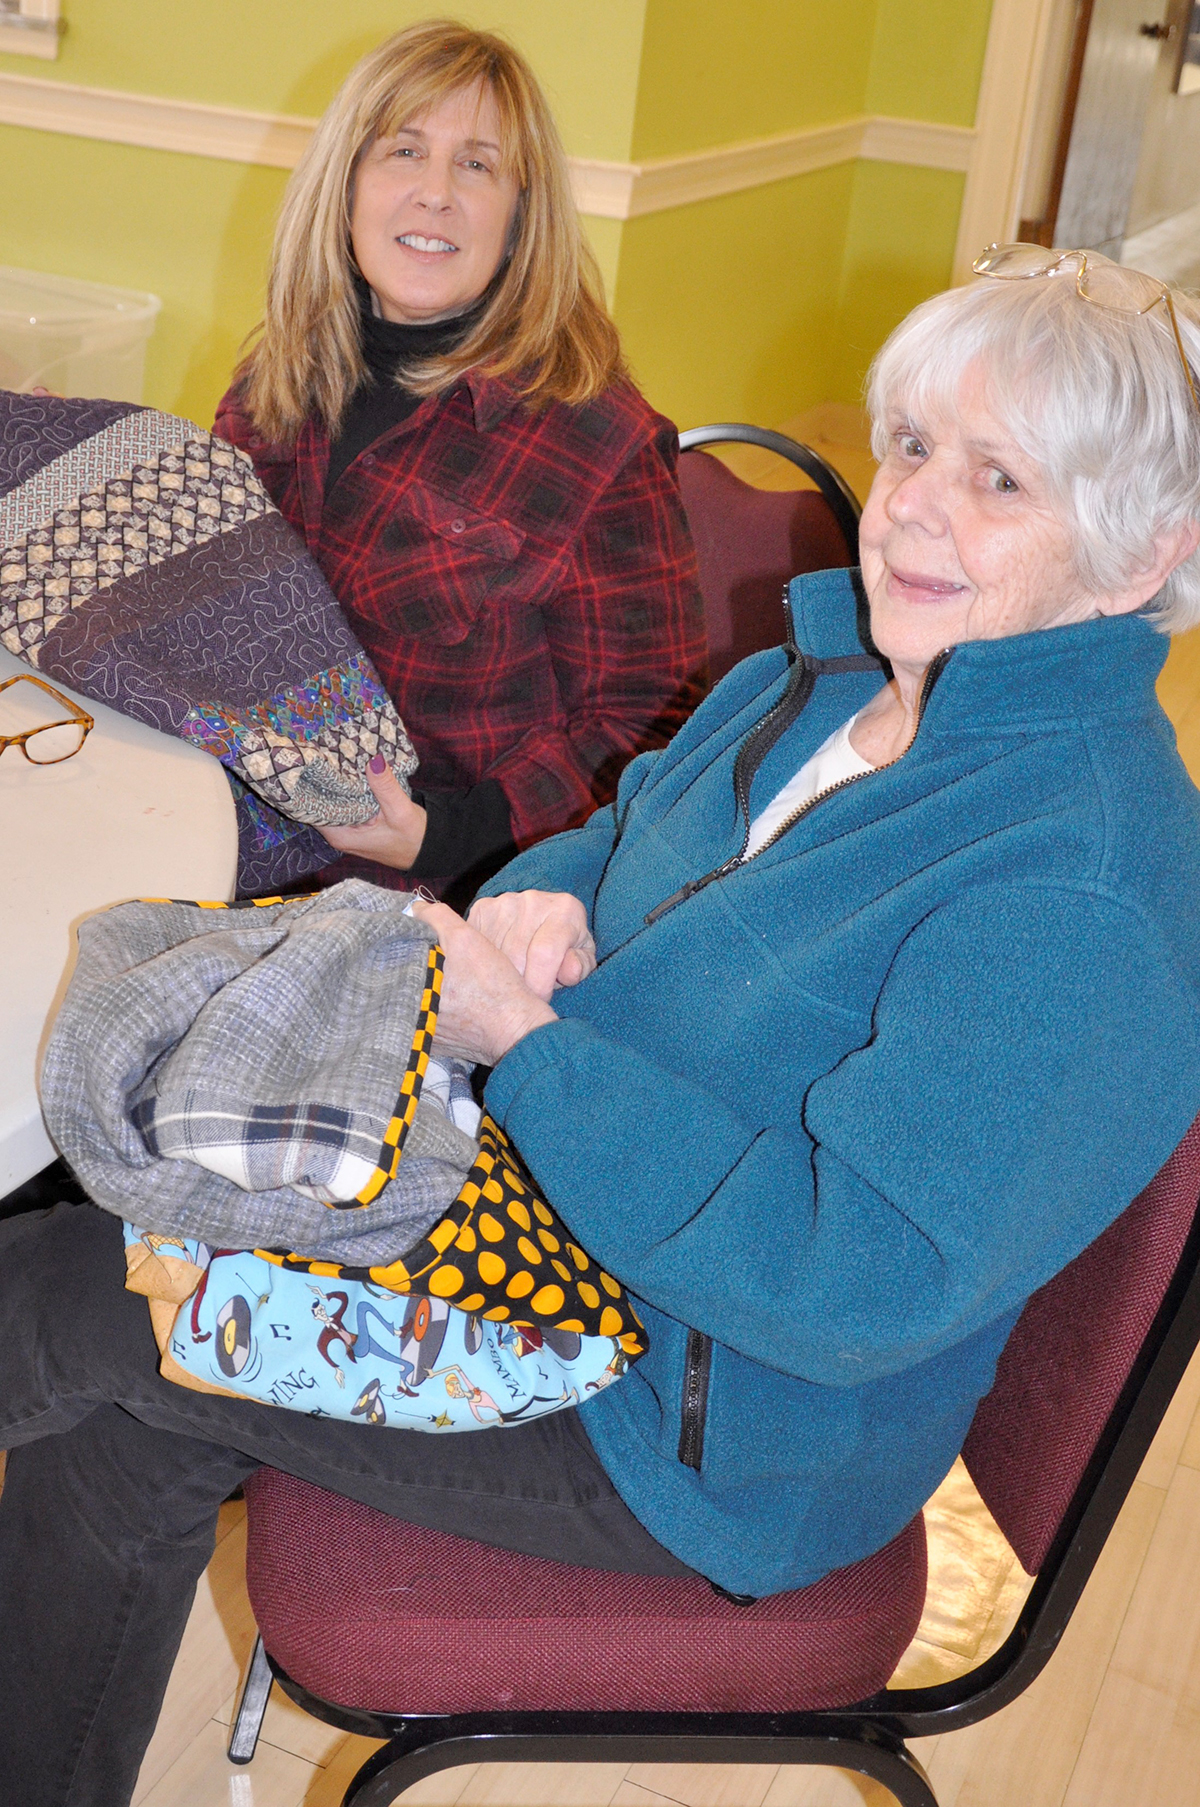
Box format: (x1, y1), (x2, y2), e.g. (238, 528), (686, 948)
(677, 450), (851, 685)
(244, 1469), (926, 1714)
(962, 1114), (1200, 1573)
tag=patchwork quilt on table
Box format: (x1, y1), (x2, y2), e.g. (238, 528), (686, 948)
(0, 390), (417, 892)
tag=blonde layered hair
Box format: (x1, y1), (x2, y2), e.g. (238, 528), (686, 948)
(238, 19), (625, 443)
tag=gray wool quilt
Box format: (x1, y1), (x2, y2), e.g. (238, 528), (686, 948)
(39, 880), (479, 1264)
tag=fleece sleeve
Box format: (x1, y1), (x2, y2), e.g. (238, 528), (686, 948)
(485, 881), (1200, 1386)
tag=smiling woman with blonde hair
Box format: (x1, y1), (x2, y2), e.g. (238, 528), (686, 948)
(217, 18), (704, 907)
(243, 19), (622, 440)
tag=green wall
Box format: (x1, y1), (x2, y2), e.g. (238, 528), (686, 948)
(865, 0), (993, 126)
(611, 0), (992, 425)
(630, 0), (877, 158)
(3, 0), (648, 156)
(0, 0), (994, 432)
(831, 161), (967, 405)
(614, 165), (856, 431)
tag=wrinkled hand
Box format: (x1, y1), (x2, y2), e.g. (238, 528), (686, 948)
(320, 756), (427, 870)
(408, 898), (557, 1066)
(465, 890), (596, 1002)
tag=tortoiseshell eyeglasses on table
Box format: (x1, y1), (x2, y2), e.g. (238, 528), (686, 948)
(0, 674), (94, 766)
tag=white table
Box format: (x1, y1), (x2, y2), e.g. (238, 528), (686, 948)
(1, 646), (238, 1194)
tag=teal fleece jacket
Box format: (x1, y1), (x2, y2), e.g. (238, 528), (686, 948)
(480, 568), (1200, 1596)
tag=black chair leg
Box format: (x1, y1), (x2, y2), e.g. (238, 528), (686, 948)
(339, 1724), (939, 1807)
(227, 1634), (274, 1765)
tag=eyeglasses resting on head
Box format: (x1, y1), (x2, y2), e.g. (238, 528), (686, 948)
(973, 242), (1200, 417)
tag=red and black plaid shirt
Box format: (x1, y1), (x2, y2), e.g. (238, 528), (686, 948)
(215, 370), (705, 851)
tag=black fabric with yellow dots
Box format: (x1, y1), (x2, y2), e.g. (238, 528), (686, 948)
(257, 1112), (648, 1358)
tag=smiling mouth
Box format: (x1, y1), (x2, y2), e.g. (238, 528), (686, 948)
(889, 567), (967, 599)
(397, 233), (458, 254)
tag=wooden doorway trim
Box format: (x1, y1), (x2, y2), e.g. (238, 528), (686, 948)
(1023, 0), (1096, 244)
(952, 0), (1077, 280)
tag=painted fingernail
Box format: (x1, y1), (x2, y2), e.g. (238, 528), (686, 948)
(369, 753), (386, 774)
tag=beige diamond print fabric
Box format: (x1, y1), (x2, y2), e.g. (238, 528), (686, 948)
(0, 439), (268, 662)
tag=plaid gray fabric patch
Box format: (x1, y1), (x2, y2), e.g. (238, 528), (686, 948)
(40, 880), (479, 1264)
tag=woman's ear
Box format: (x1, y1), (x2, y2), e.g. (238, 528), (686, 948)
(1098, 518), (1200, 616)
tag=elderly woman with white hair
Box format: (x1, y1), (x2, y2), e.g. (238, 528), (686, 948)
(3, 249), (1200, 1805)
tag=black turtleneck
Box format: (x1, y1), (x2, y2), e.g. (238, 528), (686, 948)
(325, 292), (475, 493)
(326, 287), (516, 907)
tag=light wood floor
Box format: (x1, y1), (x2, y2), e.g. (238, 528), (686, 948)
(40, 415), (1200, 1805)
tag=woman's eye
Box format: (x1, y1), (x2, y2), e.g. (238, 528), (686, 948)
(896, 433), (927, 460)
(987, 468), (1019, 495)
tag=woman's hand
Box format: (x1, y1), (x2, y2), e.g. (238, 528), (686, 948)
(408, 898), (557, 1066)
(320, 755), (427, 869)
(466, 890), (596, 1002)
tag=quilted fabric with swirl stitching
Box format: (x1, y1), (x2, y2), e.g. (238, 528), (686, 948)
(0, 392), (418, 892)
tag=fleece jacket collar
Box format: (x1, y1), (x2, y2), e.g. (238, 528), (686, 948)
(788, 566), (1170, 737)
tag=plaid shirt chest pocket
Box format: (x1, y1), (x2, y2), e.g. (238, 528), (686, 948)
(374, 480), (528, 645)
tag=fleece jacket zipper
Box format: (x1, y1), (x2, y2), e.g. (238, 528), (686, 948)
(668, 635), (953, 1475)
(645, 604), (886, 926)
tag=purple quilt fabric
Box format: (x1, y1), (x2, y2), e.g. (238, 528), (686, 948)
(0, 392), (417, 893)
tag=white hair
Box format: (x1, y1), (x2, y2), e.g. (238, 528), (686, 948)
(865, 265), (1200, 632)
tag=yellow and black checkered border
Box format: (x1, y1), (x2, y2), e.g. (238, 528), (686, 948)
(136, 896), (443, 1210)
(137, 895), (306, 908)
(256, 1111), (647, 1359)
(345, 943), (442, 1207)
(133, 896), (645, 1361)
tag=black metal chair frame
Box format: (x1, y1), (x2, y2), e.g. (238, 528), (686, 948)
(678, 422), (863, 564)
(228, 1178), (1200, 1807)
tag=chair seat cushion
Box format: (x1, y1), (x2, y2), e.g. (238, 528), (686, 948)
(243, 1467), (927, 1715)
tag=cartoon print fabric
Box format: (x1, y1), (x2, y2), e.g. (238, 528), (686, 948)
(260, 1110), (649, 1349)
(0, 390), (417, 891)
(42, 879), (648, 1424)
(123, 1227), (634, 1430)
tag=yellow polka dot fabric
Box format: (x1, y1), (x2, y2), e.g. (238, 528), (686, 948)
(259, 1112), (647, 1357)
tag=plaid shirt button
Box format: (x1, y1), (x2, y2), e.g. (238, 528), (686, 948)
(214, 373), (706, 850)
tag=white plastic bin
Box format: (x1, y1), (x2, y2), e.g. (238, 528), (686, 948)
(0, 265), (161, 403)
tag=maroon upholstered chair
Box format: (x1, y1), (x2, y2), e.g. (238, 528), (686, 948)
(676, 424), (862, 687)
(229, 1113), (1200, 1807)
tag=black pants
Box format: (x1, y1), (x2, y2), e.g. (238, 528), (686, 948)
(0, 1202), (687, 1807)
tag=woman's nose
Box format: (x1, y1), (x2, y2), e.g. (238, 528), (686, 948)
(410, 156), (454, 211)
(888, 460), (950, 530)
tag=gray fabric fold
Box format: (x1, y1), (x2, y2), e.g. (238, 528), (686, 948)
(40, 879), (478, 1263)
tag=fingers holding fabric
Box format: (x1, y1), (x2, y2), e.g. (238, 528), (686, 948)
(320, 755), (428, 868)
(466, 890), (596, 1001)
(408, 897), (557, 1066)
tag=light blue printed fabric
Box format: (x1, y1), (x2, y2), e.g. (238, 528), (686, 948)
(122, 1224), (632, 1431)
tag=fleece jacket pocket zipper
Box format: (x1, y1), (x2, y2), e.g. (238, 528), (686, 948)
(677, 1328), (712, 1471)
